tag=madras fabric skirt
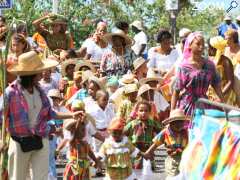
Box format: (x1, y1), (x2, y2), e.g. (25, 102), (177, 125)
(165, 155), (181, 177)
(63, 160), (90, 180)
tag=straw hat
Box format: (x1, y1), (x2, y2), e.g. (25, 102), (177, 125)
(139, 69), (163, 85)
(48, 89), (63, 99)
(162, 109), (190, 125)
(130, 20), (144, 31)
(224, 16), (231, 21)
(7, 51), (58, 76)
(88, 76), (106, 90)
(137, 84), (154, 97)
(123, 83), (138, 95)
(236, 15), (240, 21)
(179, 28), (191, 38)
(74, 60), (96, 73)
(82, 70), (94, 84)
(119, 73), (138, 86)
(103, 29), (133, 47)
(49, 16), (68, 25)
(61, 59), (78, 77)
(133, 57), (147, 71)
(108, 118), (125, 131)
(73, 71), (82, 80)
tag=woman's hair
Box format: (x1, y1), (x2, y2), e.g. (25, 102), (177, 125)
(115, 21), (129, 31)
(136, 100), (152, 112)
(156, 29), (172, 43)
(10, 33), (31, 53)
(0, 16), (6, 23)
(19, 75), (37, 89)
(66, 49), (78, 59)
(16, 24), (27, 34)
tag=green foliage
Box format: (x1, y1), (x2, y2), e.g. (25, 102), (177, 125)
(2, 0), (224, 48)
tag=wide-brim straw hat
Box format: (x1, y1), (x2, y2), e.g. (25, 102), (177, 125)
(137, 84), (154, 97)
(140, 69), (163, 85)
(133, 57), (147, 71)
(123, 83), (138, 95)
(49, 16), (68, 25)
(162, 109), (190, 125)
(7, 51), (58, 76)
(73, 71), (82, 80)
(74, 60), (96, 73)
(82, 70), (94, 84)
(48, 89), (63, 99)
(103, 29), (134, 47)
(61, 59), (78, 77)
(88, 76), (105, 90)
(130, 20), (144, 31)
(119, 73), (138, 86)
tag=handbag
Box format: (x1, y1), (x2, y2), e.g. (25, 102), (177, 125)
(11, 135), (43, 152)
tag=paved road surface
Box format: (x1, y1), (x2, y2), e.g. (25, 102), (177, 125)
(57, 146), (167, 180)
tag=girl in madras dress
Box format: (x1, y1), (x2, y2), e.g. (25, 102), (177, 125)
(63, 116), (100, 180)
(124, 101), (161, 169)
(145, 109), (189, 179)
(98, 118), (146, 180)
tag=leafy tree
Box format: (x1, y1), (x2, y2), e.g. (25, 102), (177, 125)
(2, 0), (224, 48)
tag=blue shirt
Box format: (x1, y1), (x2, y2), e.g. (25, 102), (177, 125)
(218, 23), (237, 37)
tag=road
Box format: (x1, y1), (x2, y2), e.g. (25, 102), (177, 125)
(57, 146), (167, 180)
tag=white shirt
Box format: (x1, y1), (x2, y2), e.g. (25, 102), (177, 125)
(154, 92), (169, 112)
(22, 87), (42, 128)
(132, 31), (148, 55)
(147, 47), (179, 72)
(82, 38), (109, 61)
(87, 103), (115, 130)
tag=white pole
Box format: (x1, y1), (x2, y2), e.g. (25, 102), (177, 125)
(52, 0), (59, 14)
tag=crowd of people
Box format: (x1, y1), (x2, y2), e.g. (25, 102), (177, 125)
(0, 13), (239, 180)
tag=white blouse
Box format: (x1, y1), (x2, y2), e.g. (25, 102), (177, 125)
(147, 47), (179, 72)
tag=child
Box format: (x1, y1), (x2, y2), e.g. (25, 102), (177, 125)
(145, 109), (189, 178)
(124, 101), (161, 169)
(131, 84), (159, 121)
(117, 83), (138, 122)
(63, 116), (100, 180)
(98, 118), (146, 180)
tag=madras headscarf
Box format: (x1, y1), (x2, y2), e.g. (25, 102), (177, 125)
(182, 31), (203, 62)
(209, 36), (227, 63)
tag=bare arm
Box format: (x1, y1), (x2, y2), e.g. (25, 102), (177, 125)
(32, 15), (50, 30)
(222, 56), (234, 95)
(171, 90), (180, 111)
(138, 44), (146, 56)
(212, 83), (225, 103)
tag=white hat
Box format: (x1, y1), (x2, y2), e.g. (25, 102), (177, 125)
(224, 16), (232, 21)
(179, 28), (191, 38)
(236, 15), (240, 21)
(130, 20), (144, 31)
(139, 69), (163, 85)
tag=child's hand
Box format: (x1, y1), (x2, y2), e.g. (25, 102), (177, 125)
(142, 152), (154, 160)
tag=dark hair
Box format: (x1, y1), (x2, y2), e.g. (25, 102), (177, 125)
(115, 21), (129, 31)
(156, 29), (172, 43)
(0, 16), (6, 23)
(19, 75), (37, 89)
(232, 31), (239, 43)
(66, 49), (78, 59)
(136, 100), (152, 112)
(10, 33), (31, 53)
(16, 24), (27, 34)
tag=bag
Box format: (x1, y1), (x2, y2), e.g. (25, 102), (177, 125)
(11, 135), (43, 152)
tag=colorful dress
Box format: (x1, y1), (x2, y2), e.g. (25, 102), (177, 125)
(65, 85), (80, 100)
(117, 99), (135, 122)
(174, 59), (220, 115)
(98, 136), (139, 180)
(63, 141), (91, 180)
(153, 126), (188, 176)
(124, 118), (161, 168)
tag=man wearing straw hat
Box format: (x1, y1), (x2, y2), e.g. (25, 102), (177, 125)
(4, 51), (84, 180)
(217, 16), (237, 38)
(131, 20), (148, 59)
